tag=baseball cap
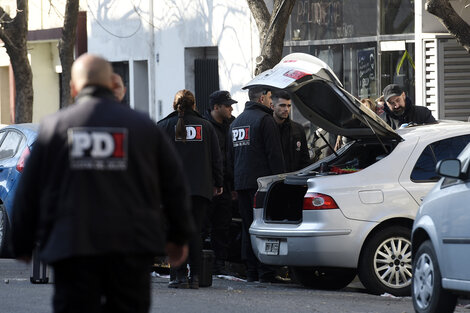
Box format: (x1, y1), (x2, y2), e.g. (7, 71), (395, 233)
(209, 90), (238, 107)
(382, 84), (404, 102)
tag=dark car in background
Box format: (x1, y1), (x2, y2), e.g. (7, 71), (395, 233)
(0, 124), (38, 257)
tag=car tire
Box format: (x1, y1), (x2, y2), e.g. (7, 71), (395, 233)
(0, 204), (9, 256)
(358, 225), (412, 296)
(291, 267), (357, 290)
(412, 240), (457, 313)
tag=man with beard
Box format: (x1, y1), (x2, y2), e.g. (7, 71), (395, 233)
(271, 90), (310, 172)
(379, 84), (436, 129)
(203, 90), (237, 275)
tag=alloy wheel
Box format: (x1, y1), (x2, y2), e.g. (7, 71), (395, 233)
(373, 236), (412, 290)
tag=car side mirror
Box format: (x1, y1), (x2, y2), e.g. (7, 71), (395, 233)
(437, 159), (462, 179)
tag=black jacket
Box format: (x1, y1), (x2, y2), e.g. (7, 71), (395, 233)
(278, 118), (311, 172)
(230, 101), (285, 190)
(158, 109), (223, 200)
(11, 86), (195, 263)
(380, 97), (437, 129)
(203, 109), (233, 194)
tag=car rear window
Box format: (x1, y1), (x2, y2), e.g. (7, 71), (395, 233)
(411, 134), (470, 182)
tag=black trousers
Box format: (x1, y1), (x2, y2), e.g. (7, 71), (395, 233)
(173, 195), (209, 278)
(204, 190), (232, 261)
(52, 255), (153, 313)
(237, 189), (273, 279)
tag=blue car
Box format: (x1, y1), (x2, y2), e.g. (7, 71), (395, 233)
(0, 123), (38, 257)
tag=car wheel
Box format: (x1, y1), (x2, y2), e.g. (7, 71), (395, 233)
(358, 226), (412, 296)
(412, 240), (457, 313)
(0, 204), (8, 256)
(291, 267), (357, 290)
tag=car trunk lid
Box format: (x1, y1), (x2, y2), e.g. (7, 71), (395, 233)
(243, 53), (402, 141)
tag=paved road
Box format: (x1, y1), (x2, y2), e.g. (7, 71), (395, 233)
(1, 259), (469, 313)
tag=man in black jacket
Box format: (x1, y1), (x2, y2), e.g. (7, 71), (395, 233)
(11, 54), (194, 313)
(203, 90), (237, 275)
(379, 84), (437, 129)
(230, 86), (285, 282)
(271, 90), (311, 172)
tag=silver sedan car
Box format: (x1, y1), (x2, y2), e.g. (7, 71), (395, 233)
(412, 143), (470, 313)
(245, 53), (470, 296)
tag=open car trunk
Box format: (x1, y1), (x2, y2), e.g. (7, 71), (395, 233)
(263, 139), (397, 223)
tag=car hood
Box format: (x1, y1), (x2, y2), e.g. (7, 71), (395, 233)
(243, 53), (401, 140)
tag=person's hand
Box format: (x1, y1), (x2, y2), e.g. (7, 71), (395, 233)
(231, 190), (238, 200)
(213, 186), (223, 196)
(165, 243), (188, 267)
(111, 73), (126, 101)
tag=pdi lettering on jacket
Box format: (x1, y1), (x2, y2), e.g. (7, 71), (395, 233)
(232, 126), (250, 147)
(175, 125), (203, 141)
(68, 127), (128, 170)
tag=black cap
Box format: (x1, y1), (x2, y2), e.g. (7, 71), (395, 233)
(209, 90), (237, 107)
(382, 84), (404, 102)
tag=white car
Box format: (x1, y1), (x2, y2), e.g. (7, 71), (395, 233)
(246, 53), (470, 296)
(412, 143), (470, 313)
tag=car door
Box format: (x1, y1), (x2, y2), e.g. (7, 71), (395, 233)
(399, 134), (470, 206)
(0, 129), (26, 202)
(440, 153), (470, 280)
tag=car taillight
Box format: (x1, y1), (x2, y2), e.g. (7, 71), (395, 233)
(16, 146), (31, 172)
(253, 191), (266, 208)
(303, 192), (339, 210)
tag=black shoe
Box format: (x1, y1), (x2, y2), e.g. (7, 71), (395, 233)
(168, 277), (189, 289)
(259, 274), (284, 284)
(246, 273), (258, 282)
(213, 260), (233, 275)
(189, 275), (199, 289)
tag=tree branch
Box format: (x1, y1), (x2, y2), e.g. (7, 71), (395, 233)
(426, 0), (470, 53)
(58, 0), (79, 107)
(246, 0), (270, 40)
(0, 7), (13, 24)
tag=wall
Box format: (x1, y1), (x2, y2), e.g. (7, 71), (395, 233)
(29, 42), (60, 123)
(87, 0), (259, 118)
(0, 66), (9, 124)
(415, 0), (470, 112)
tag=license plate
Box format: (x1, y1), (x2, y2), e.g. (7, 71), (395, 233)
(264, 239), (280, 255)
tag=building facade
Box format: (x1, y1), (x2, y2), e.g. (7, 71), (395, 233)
(87, 0), (470, 121)
(87, 0), (258, 119)
(284, 0), (470, 121)
(0, 0), (87, 124)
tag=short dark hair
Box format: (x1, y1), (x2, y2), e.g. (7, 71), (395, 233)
(248, 86), (270, 101)
(271, 90), (291, 102)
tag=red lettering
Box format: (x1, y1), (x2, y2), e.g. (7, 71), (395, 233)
(245, 128), (250, 140)
(196, 126), (202, 140)
(112, 133), (124, 157)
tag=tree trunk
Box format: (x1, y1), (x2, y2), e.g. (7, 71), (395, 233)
(58, 0), (79, 107)
(247, 0), (296, 75)
(426, 0), (470, 53)
(0, 0), (33, 123)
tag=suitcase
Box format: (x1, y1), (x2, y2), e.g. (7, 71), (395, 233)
(199, 249), (214, 287)
(30, 246), (49, 284)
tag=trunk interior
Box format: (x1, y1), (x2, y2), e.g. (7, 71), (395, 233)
(264, 140), (396, 223)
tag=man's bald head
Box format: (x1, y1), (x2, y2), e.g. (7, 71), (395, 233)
(70, 54), (114, 98)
